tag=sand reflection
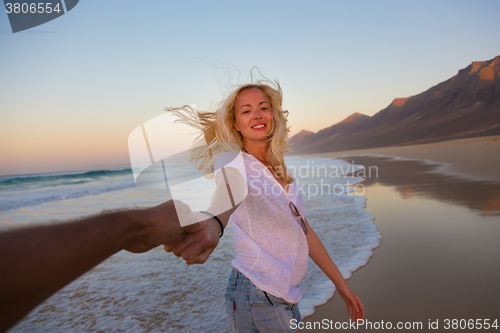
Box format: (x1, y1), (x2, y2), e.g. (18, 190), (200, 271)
(341, 156), (500, 217)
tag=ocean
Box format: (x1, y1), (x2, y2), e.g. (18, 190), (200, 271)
(1, 157), (381, 332)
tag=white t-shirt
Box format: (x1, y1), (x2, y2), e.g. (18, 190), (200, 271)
(215, 152), (309, 304)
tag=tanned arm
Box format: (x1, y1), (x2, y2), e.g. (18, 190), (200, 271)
(304, 218), (365, 321)
(0, 200), (205, 332)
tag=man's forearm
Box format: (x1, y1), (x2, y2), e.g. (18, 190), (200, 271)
(0, 209), (145, 332)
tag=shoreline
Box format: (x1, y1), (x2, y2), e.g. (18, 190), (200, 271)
(300, 136), (500, 332)
(305, 134), (500, 181)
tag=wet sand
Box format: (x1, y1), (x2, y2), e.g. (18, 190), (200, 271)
(315, 135), (500, 181)
(302, 139), (500, 332)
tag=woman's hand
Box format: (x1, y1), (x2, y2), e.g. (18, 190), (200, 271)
(166, 212), (221, 264)
(336, 282), (365, 321)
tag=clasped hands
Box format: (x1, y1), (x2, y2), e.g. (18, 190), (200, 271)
(167, 207), (222, 265)
(127, 199), (221, 265)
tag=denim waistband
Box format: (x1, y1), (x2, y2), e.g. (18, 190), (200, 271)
(229, 267), (253, 287)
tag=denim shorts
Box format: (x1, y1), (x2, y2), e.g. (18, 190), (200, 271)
(224, 268), (302, 333)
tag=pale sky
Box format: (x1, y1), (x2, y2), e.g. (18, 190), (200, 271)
(1, 0), (499, 176)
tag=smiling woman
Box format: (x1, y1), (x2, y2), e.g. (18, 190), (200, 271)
(165, 73), (364, 332)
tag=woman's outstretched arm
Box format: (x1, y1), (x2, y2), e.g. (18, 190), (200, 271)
(304, 218), (365, 321)
(168, 167), (246, 264)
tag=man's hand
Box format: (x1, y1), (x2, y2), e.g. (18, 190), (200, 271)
(124, 200), (208, 254)
(165, 213), (221, 264)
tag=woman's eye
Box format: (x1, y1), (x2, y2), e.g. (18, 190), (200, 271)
(243, 110), (250, 114)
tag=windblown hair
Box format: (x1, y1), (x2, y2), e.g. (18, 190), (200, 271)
(165, 77), (294, 184)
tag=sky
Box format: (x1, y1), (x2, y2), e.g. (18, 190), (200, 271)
(1, 0), (499, 176)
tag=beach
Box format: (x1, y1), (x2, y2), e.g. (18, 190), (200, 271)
(303, 135), (500, 332)
(2, 135), (499, 332)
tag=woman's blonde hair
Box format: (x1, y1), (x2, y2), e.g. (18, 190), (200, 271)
(166, 77), (294, 184)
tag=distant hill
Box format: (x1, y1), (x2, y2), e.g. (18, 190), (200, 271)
(289, 55), (500, 154)
(289, 129), (314, 146)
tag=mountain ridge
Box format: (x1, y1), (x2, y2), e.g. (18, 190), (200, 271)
(289, 55), (500, 154)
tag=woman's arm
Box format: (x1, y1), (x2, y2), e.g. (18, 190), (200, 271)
(168, 167), (246, 264)
(304, 218), (365, 321)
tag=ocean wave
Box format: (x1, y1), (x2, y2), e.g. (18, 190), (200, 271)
(0, 168), (133, 188)
(0, 168), (137, 212)
(0, 182), (138, 212)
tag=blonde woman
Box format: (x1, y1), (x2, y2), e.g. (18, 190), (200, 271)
(168, 79), (364, 332)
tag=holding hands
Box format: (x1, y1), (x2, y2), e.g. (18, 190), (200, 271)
(124, 200), (209, 254)
(136, 199), (224, 265)
(160, 166), (244, 264)
(168, 211), (222, 264)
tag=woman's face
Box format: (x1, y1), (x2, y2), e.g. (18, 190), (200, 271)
(233, 88), (273, 144)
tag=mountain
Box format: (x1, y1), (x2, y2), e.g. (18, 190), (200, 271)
(289, 130), (314, 146)
(289, 113), (371, 149)
(289, 55), (500, 155)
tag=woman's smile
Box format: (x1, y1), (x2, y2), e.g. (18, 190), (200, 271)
(251, 123), (267, 130)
